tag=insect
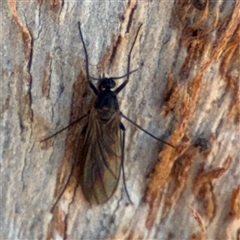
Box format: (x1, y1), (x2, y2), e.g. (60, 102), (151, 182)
(42, 21), (174, 206)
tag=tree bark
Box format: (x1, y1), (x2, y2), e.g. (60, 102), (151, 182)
(2, 0), (239, 239)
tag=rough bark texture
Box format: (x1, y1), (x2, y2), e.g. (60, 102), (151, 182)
(2, 0), (239, 239)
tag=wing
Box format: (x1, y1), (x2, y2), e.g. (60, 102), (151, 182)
(80, 109), (122, 204)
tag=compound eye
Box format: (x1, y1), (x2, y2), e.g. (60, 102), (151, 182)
(109, 79), (116, 88)
(100, 78), (116, 89)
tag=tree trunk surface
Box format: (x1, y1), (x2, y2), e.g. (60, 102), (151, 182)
(2, 0), (239, 239)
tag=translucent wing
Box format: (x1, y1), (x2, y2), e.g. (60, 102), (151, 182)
(80, 108), (122, 204)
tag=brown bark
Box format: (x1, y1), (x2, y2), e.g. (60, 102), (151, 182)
(2, 0), (239, 239)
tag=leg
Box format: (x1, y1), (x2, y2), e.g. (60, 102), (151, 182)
(120, 122), (133, 204)
(121, 112), (175, 148)
(77, 22), (98, 95)
(115, 24), (142, 94)
(41, 113), (88, 142)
